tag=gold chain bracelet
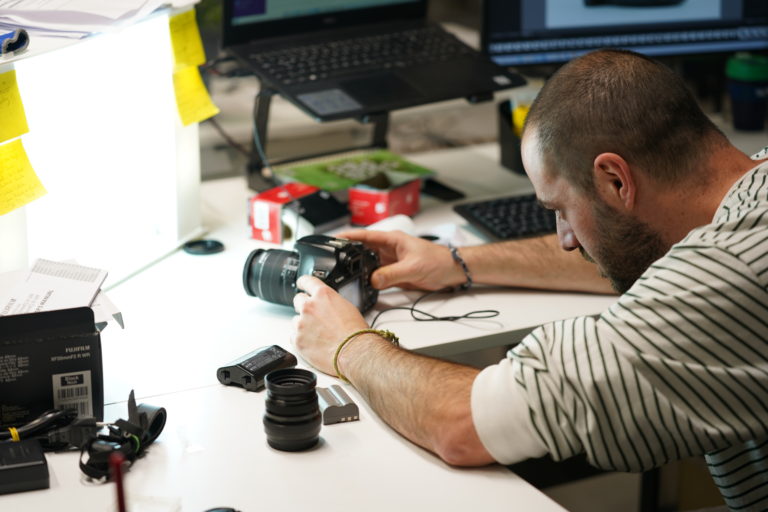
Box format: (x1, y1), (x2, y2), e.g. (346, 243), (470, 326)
(333, 329), (399, 383)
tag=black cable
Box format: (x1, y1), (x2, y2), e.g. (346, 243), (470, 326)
(250, 88), (303, 239)
(198, 56), (258, 158)
(206, 117), (252, 157)
(0, 409), (100, 451)
(0, 409), (76, 441)
(369, 288), (500, 328)
(43, 417), (100, 451)
(201, 55), (253, 79)
(251, 88), (273, 176)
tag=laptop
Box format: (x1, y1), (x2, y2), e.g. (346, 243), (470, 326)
(222, 0), (526, 122)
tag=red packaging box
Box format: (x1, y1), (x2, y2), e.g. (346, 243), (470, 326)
(348, 174), (421, 226)
(248, 183), (319, 244)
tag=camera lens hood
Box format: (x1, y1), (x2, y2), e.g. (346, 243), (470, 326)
(263, 368), (321, 452)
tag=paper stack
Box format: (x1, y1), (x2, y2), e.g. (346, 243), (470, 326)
(0, 0), (199, 39)
(0, 258), (123, 329)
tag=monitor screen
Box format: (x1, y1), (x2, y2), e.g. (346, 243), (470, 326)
(483, 0), (768, 67)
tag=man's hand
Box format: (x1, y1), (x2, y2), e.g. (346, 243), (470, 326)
(291, 268), (494, 467)
(291, 275), (369, 376)
(337, 229), (465, 290)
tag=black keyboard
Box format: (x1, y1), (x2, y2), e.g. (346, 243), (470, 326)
(250, 26), (471, 86)
(453, 194), (557, 240)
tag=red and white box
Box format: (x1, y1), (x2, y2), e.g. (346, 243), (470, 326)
(348, 173), (421, 225)
(248, 183), (319, 244)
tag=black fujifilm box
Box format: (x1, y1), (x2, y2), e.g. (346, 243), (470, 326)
(0, 307), (104, 428)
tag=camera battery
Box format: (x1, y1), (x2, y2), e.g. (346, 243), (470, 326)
(217, 345), (297, 392)
(0, 439), (50, 495)
(317, 385), (359, 425)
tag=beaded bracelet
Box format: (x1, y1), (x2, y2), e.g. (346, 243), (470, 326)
(333, 328), (399, 383)
(450, 246), (473, 290)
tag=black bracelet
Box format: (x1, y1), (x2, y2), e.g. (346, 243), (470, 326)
(450, 246), (473, 291)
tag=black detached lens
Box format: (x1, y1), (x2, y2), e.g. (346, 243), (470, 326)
(263, 368), (322, 452)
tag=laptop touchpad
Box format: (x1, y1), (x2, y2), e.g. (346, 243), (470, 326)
(296, 89), (363, 116)
(341, 73), (423, 106)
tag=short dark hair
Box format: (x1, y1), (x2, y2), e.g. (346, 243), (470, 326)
(523, 49), (727, 192)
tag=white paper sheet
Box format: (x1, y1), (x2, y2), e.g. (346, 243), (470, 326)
(0, 0), (199, 38)
(0, 0), (156, 20)
(0, 258), (107, 315)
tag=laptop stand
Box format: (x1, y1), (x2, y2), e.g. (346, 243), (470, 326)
(246, 86), (465, 200)
(246, 86), (390, 192)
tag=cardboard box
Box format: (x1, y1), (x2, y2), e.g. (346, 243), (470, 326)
(0, 307), (104, 427)
(348, 171), (421, 225)
(272, 150), (434, 223)
(261, 151), (434, 228)
(248, 183), (320, 244)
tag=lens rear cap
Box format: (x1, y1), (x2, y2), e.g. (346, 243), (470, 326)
(183, 239), (225, 255)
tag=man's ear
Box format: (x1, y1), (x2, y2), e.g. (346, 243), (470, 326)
(592, 152), (636, 211)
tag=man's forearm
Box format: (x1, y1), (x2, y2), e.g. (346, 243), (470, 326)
(340, 333), (494, 466)
(463, 235), (614, 294)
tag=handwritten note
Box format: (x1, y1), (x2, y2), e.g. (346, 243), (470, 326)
(0, 70), (29, 143)
(173, 65), (219, 126)
(0, 139), (46, 216)
(169, 9), (206, 70)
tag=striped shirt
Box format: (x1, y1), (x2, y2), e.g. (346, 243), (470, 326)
(472, 148), (768, 511)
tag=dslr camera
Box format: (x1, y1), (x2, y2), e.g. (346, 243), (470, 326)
(243, 235), (379, 312)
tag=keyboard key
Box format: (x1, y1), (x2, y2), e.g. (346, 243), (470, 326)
(453, 193), (557, 240)
(247, 26), (467, 87)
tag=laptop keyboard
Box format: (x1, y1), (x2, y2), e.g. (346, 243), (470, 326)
(248, 26), (472, 86)
(453, 193), (557, 241)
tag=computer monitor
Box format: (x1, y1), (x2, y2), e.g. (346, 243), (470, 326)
(483, 0), (768, 67)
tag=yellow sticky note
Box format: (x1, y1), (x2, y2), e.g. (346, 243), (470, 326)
(173, 65), (220, 126)
(0, 70), (29, 144)
(0, 139), (46, 216)
(169, 9), (206, 69)
(512, 104), (530, 138)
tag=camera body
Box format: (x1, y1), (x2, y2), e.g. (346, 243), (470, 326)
(243, 235), (379, 313)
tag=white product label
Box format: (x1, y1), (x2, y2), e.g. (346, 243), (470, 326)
(52, 370), (93, 417)
(0, 354), (30, 383)
(254, 202), (271, 230)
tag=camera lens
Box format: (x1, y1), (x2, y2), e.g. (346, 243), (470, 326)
(243, 248), (300, 307)
(263, 368), (322, 452)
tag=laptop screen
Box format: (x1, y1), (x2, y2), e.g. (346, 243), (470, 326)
(222, 0), (426, 46)
(232, 0), (421, 26)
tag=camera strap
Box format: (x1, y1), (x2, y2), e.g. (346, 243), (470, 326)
(79, 390), (166, 480)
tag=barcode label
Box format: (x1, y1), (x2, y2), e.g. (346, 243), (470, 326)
(57, 386), (89, 399)
(52, 370), (93, 417)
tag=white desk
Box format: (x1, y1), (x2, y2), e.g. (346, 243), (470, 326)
(2, 384), (568, 512)
(93, 143), (616, 404)
(3, 50), (764, 506)
(2, 142), (603, 511)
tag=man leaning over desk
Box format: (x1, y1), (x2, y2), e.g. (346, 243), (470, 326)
(290, 49), (768, 511)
